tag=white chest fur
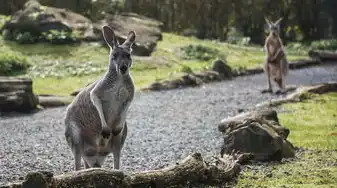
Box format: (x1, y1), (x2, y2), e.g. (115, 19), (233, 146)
(100, 78), (133, 128)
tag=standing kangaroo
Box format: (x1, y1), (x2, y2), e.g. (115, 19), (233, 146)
(262, 17), (289, 94)
(64, 25), (136, 170)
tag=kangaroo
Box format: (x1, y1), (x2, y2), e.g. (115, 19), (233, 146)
(262, 17), (289, 94)
(64, 25), (136, 170)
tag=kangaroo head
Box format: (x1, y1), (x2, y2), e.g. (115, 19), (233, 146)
(102, 25), (136, 75)
(265, 17), (283, 37)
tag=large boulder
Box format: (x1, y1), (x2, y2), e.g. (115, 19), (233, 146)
(1, 0), (94, 42)
(1, 1), (163, 56)
(93, 12), (163, 56)
(218, 109), (295, 161)
(0, 77), (39, 112)
(211, 59), (232, 79)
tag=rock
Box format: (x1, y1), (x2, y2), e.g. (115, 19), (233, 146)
(142, 71), (222, 91)
(211, 59), (232, 79)
(219, 109), (295, 161)
(0, 77), (39, 112)
(93, 12), (163, 56)
(193, 71), (222, 82)
(1, 0), (93, 44)
(1, 1), (163, 55)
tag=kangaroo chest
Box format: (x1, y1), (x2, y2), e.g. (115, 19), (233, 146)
(267, 38), (281, 56)
(101, 79), (134, 127)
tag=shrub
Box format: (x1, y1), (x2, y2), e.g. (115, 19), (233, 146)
(310, 39), (337, 51)
(15, 32), (37, 44)
(0, 52), (31, 76)
(2, 29), (80, 45)
(180, 44), (220, 61)
(41, 30), (80, 44)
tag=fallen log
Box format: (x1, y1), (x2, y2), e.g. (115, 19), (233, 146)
(1, 153), (241, 188)
(256, 82), (337, 108)
(0, 77), (38, 112)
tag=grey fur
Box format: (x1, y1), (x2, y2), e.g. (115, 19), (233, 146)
(64, 25), (136, 170)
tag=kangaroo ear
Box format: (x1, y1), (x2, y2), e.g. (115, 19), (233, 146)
(122, 31), (136, 48)
(275, 17), (283, 25)
(102, 25), (118, 48)
(265, 17), (271, 25)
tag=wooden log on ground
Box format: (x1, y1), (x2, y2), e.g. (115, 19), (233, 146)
(2, 153), (241, 188)
(0, 77), (38, 112)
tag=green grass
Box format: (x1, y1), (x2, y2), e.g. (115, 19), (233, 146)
(0, 32), (307, 96)
(237, 93), (337, 188)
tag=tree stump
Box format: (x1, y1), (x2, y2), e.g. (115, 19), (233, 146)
(219, 109), (295, 162)
(0, 77), (38, 112)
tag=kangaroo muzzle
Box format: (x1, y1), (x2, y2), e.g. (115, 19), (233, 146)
(120, 65), (128, 74)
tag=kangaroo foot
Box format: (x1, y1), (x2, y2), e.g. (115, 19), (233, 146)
(275, 90), (286, 95)
(261, 89), (273, 93)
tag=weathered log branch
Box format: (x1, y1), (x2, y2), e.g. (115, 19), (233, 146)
(256, 82), (337, 108)
(1, 153), (241, 188)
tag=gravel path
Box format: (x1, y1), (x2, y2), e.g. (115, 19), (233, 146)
(1, 64), (337, 185)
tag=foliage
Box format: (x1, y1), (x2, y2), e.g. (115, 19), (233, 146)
(0, 52), (31, 75)
(286, 39), (337, 54)
(15, 32), (37, 44)
(123, 0), (337, 43)
(179, 45), (220, 61)
(0, 15), (10, 28)
(2, 29), (80, 45)
(310, 39), (337, 51)
(237, 93), (337, 187)
(226, 27), (251, 45)
(2, 1), (337, 43)
(41, 30), (80, 44)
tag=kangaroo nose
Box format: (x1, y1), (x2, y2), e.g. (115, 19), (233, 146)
(120, 65), (128, 74)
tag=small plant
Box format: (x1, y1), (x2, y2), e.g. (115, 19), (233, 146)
(180, 44), (220, 61)
(0, 52), (31, 76)
(41, 30), (80, 44)
(15, 32), (37, 44)
(180, 65), (193, 73)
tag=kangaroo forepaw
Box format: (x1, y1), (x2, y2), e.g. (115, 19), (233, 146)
(101, 128), (111, 139)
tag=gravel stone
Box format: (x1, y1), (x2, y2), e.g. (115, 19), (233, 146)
(0, 64), (336, 185)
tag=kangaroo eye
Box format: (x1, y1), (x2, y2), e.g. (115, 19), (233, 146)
(126, 54), (131, 59)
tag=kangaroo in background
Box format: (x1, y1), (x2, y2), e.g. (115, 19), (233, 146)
(64, 25), (136, 170)
(262, 17), (289, 94)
